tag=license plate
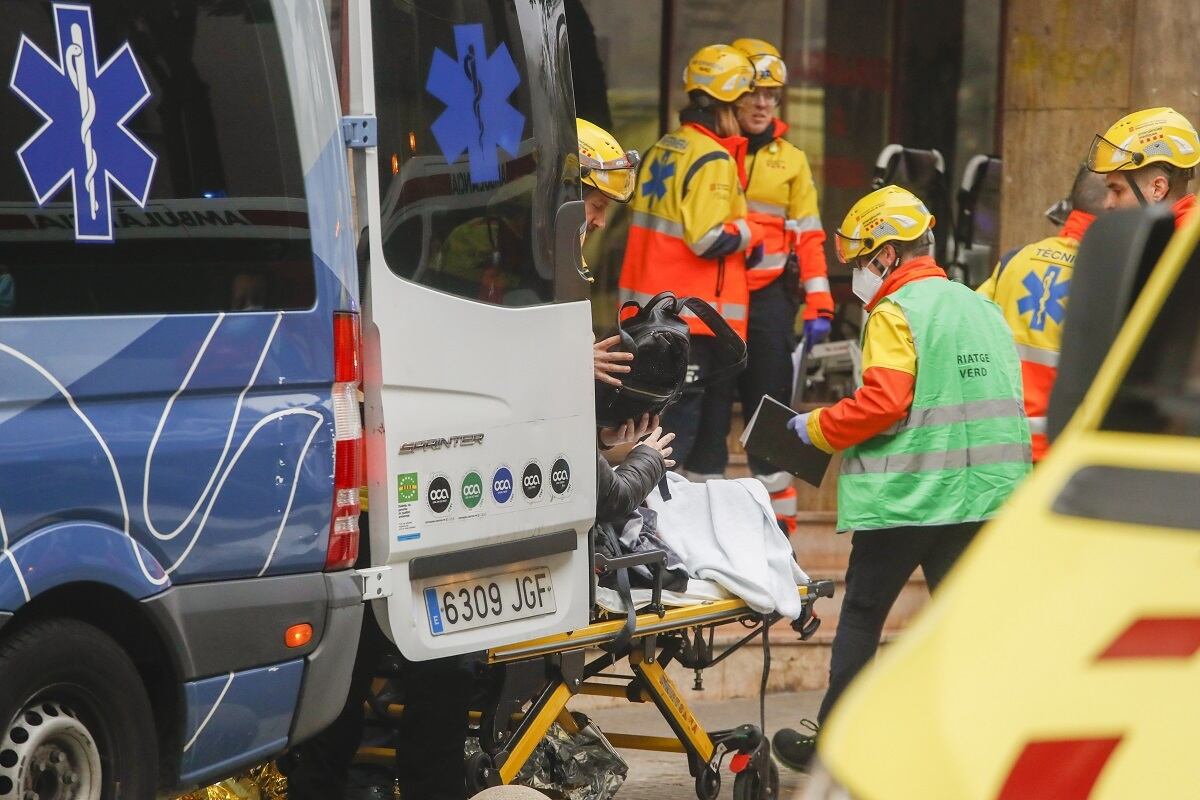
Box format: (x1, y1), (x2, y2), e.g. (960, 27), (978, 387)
(424, 566), (556, 636)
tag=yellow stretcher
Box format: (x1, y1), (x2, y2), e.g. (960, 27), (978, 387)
(360, 546), (835, 800)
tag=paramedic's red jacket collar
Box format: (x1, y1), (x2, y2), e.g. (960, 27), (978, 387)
(1172, 193), (1197, 229)
(863, 255), (947, 312)
(770, 118), (789, 140)
(1058, 209), (1095, 242)
(684, 122), (750, 188)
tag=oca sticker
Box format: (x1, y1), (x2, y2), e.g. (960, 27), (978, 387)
(461, 471), (484, 510)
(550, 457), (571, 495)
(522, 461), (543, 500)
(491, 466), (514, 504)
(427, 475), (452, 514)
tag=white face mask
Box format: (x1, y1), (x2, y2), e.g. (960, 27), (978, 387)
(852, 257), (887, 304)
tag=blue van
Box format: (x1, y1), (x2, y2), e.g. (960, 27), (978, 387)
(0, 0), (364, 794)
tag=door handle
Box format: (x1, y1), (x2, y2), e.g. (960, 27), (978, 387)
(553, 200), (589, 303)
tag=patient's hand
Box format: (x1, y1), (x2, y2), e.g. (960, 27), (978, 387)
(599, 413), (658, 449)
(634, 426), (676, 469)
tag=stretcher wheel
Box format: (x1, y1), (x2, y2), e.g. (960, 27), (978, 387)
(465, 750), (496, 794)
(694, 766), (721, 800)
(732, 760), (779, 800)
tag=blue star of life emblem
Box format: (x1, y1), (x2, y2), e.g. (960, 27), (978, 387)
(641, 156), (675, 206)
(9, 3), (157, 243)
(425, 24), (525, 185)
(1017, 265), (1070, 332)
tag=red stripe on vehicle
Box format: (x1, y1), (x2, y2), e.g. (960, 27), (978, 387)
(1097, 616), (1200, 660)
(997, 737), (1121, 800)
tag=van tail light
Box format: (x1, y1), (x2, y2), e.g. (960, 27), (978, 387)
(327, 312), (362, 571)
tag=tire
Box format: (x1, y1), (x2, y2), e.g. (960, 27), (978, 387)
(732, 760), (780, 800)
(694, 766), (720, 800)
(0, 618), (158, 799)
(464, 749), (496, 794)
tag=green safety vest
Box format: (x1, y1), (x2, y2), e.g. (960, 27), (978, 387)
(838, 278), (1031, 532)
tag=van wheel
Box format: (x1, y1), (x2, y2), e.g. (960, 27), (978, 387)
(0, 618), (157, 799)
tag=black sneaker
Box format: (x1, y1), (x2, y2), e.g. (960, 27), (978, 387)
(772, 719), (819, 772)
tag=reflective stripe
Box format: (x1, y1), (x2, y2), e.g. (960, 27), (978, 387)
(749, 252), (788, 271)
(1016, 343), (1060, 368)
(631, 210), (684, 240)
(734, 218), (752, 250)
(842, 442), (1031, 476)
(722, 302), (748, 321)
(690, 223), (725, 256)
(786, 215), (823, 233)
(748, 199), (787, 216)
(1027, 416), (1047, 434)
(619, 288), (653, 306)
(887, 398), (1025, 435)
(623, 288), (746, 322)
(804, 276), (831, 293)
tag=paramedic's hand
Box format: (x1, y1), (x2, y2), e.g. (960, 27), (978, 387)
(746, 242), (765, 269)
(594, 334), (633, 387)
(635, 426), (676, 469)
(787, 413), (812, 445)
(803, 317), (831, 348)
(599, 413), (659, 449)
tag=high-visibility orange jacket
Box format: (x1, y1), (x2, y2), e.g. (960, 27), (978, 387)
(1171, 193), (1197, 228)
(619, 120), (763, 338)
(806, 257), (947, 452)
(976, 210), (1094, 461)
(743, 119), (833, 320)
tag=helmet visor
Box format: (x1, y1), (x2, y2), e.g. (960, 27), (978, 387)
(834, 231), (874, 264)
(582, 150), (640, 202)
(1087, 133), (1142, 173)
(750, 53), (787, 86)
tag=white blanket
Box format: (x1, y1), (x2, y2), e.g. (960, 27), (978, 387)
(595, 578), (733, 614)
(645, 472), (809, 619)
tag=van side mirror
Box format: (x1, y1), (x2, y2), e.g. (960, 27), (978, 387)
(1046, 205), (1175, 443)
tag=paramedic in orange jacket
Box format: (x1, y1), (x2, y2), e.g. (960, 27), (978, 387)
(618, 44), (763, 476)
(976, 166), (1107, 461)
(1088, 107), (1199, 227)
(729, 38), (834, 528)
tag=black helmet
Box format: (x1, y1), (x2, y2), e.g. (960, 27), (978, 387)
(595, 292), (746, 428)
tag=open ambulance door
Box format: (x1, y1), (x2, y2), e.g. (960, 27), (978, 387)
(348, 0), (596, 660)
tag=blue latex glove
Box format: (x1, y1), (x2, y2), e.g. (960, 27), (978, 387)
(803, 317), (832, 348)
(787, 412), (812, 445)
(746, 242), (765, 269)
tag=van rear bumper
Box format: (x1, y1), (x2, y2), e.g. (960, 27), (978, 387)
(289, 571), (364, 744)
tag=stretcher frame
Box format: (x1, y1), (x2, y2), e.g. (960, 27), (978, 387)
(358, 549), (834, 800)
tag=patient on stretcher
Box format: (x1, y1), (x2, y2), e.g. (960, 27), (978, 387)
(594, 415), (808, 620)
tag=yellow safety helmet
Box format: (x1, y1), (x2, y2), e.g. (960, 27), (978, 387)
(731, 38), (787, 88)
(683, 44), (755, 104)
(834, 185), (935, 263)
(1088, 107), (1200, 174)
(577, 118), (639, 203)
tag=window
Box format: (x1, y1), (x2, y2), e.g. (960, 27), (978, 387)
(372, 0), (570, 306)
(1102, 247), (1200, 437)
(0, 0), (314, 316)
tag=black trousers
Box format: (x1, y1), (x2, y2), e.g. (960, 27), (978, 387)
(282, 513), (476, 800)
(662, 334), (737, 475)
(738, 276), (799, 476)
(816, 521), (982, 724)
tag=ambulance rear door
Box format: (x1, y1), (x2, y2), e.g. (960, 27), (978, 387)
(349, 0), (597, 659)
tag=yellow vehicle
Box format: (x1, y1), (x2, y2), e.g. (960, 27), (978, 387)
(806, 203), (1200, 799)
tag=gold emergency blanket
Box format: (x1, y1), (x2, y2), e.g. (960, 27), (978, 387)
(173, 763), (288, 800)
